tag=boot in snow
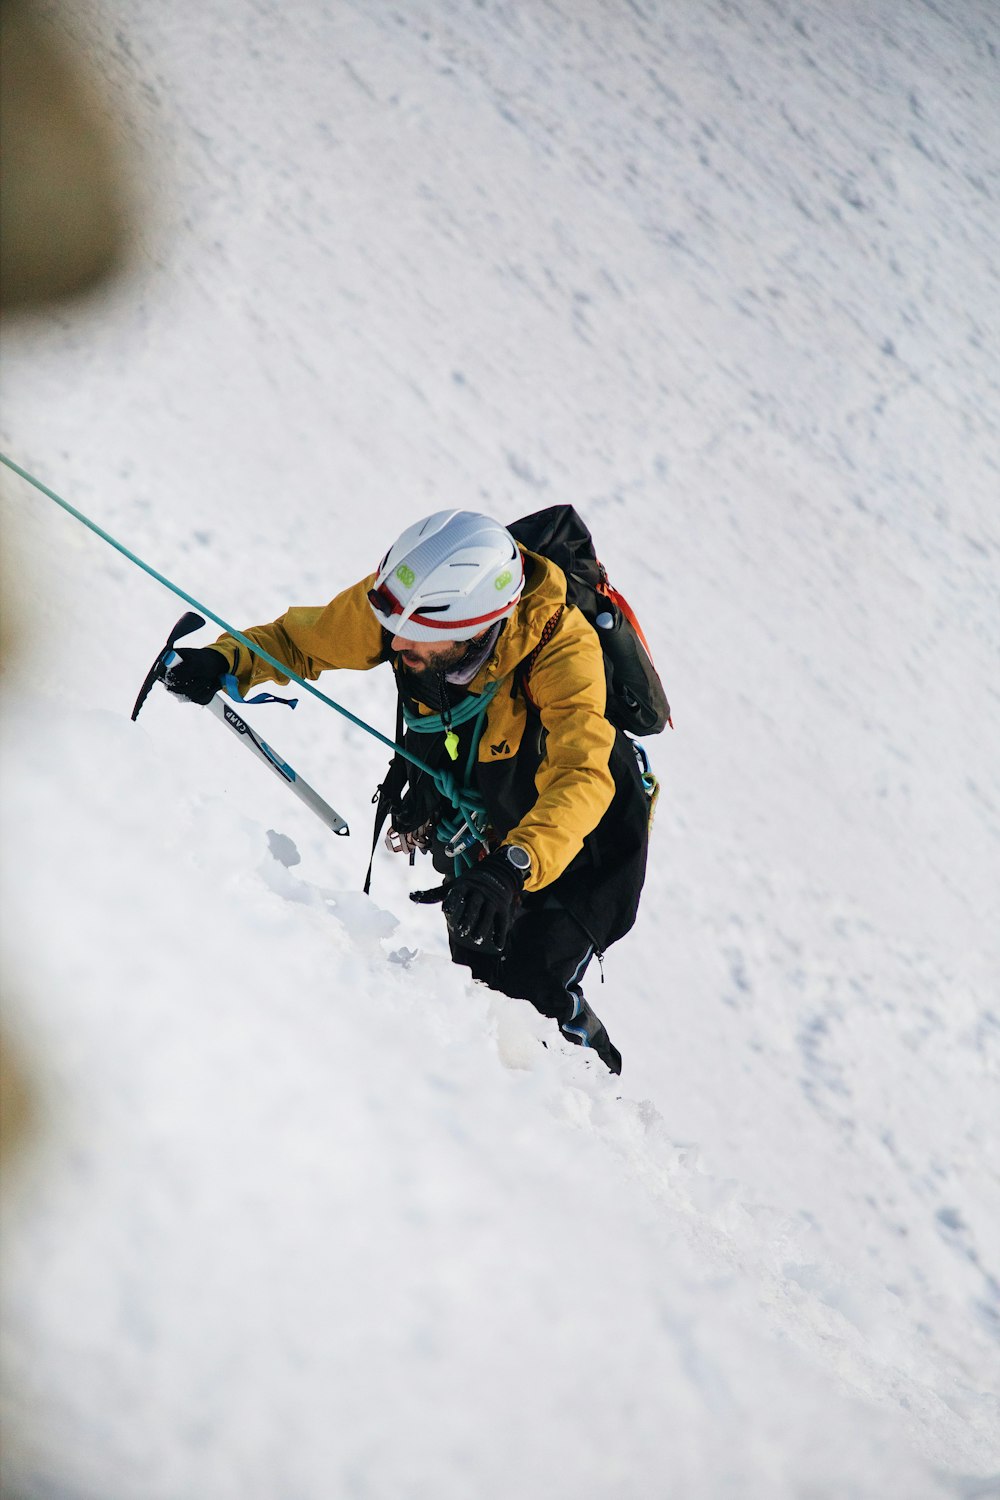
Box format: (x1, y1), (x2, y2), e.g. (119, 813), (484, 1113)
(560, 995), (622, 1075)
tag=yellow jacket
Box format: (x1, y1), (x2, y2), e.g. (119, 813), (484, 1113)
(212, 550), (617, 893)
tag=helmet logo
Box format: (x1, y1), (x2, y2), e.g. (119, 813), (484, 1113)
(395, 564), (416, 587)
(494, 569), (512, 591)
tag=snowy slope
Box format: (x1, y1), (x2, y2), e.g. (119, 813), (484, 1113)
(2, 2), (999, 1497)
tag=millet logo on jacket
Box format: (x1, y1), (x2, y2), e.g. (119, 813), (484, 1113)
(490, 739), (510, 756)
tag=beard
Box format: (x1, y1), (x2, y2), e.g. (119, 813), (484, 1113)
(401, 639), (470, 674)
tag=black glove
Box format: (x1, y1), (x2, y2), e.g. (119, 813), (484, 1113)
(164, 647), (229, 704)
(442, 847), (527, 955)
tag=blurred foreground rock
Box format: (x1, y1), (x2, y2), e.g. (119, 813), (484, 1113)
(0, 0), (128, 307)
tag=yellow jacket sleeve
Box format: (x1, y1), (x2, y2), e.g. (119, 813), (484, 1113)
(211, 575), (385, 693)
(506, 609), (617, 891)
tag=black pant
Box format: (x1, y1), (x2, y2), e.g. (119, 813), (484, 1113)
(449, 903), (594, 1027)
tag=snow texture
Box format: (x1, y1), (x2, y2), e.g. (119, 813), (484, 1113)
(1, 2), (998, 1497)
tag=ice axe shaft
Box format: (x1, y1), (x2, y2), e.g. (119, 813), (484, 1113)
(193, 680), (349, 837)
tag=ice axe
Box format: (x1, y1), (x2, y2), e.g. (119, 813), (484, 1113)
(131, 611), (349, 837)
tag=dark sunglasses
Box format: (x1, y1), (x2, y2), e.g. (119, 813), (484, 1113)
(368, 582), (451, 623)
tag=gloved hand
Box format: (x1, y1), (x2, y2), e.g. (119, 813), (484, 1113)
(164, 647), (229, 704)
(442, 846), (527, 955)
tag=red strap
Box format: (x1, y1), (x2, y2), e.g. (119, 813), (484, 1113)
(521, 607), (564, 705)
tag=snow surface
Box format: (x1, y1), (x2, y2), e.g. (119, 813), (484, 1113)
(2, 2), (999, 1497)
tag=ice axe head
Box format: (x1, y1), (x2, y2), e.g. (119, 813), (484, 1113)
(130, 610), (207, 721)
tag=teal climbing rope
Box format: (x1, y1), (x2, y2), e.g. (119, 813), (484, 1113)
(0, 452), (494, 838)
(401, 679), (507, 871)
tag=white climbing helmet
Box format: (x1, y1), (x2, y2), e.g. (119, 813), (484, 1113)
(367, 510), (525, 642)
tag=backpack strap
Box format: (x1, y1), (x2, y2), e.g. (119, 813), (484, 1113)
(519, 606), (564, 708)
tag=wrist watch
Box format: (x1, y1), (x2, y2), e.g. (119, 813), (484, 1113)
(502, 844), (532, 876)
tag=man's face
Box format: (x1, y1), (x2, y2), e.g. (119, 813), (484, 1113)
(391, 634), (468, 675)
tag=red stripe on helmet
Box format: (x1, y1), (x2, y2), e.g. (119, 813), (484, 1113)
(407, 598), (519, 632)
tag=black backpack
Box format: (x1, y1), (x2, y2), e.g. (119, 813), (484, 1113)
(508, 505), (671, 738)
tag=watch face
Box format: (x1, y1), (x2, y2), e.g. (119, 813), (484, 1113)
(506, 844), (531, 872)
